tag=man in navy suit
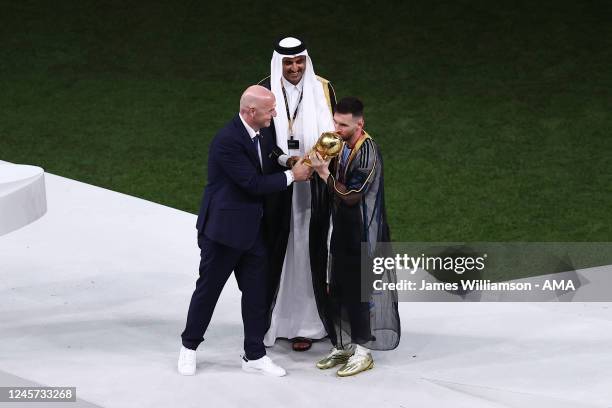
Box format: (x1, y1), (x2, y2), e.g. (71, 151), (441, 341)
(178, 85), (312, 377)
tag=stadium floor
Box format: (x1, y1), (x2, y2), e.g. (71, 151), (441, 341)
(1, 166), (611, 408)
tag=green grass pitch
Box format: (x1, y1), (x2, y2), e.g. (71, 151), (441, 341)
(1, 0), (611, 242)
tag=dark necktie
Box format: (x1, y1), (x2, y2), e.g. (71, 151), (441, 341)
(253, 133), (262, 169)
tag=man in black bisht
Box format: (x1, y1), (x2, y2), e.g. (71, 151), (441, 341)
(308, 96), (400, 377)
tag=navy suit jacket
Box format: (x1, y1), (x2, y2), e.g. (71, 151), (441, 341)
(196, 115), (288, 250)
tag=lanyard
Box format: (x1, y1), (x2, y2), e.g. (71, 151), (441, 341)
(281, 83), (303, 139)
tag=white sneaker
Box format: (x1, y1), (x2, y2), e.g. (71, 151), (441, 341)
(178, 346), (196, 375)
(241, 355), (287, 377)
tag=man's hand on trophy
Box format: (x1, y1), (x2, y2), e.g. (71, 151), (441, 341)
(286, 156), (300, 169)
(291, 157), (314, 182)
(308, 151), (331, 181)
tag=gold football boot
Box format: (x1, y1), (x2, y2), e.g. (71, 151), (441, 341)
(336, 352), (374, 377)
(316, 345), (355, 369)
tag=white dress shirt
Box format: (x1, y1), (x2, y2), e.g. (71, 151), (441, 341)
(239, 113), (293, 185)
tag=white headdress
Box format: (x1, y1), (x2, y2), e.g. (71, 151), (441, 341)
(270, 37), (334, 154)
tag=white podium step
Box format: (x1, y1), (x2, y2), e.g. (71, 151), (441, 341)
(0, 161), (47, 236)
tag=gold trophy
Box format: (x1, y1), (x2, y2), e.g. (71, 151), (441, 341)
(304, 132), (343, 166)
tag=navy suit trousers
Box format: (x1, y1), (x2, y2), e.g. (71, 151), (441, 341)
(181, 231), (268, 360)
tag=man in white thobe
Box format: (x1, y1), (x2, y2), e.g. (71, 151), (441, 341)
(258, 36), (337, 351)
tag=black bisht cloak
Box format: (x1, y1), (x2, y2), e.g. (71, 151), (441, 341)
(325, 135), (401, 351)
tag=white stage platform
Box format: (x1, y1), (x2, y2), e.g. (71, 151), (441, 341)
(0, 162), (46, 236)
(1, 169), (612, 408)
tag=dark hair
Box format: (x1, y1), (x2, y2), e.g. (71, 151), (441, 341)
(335, 96), (364, 117)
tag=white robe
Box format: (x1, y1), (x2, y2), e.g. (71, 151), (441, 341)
(264, 78), (327, 345)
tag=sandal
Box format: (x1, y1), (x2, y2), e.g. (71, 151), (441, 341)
(291, 337), (312, 352)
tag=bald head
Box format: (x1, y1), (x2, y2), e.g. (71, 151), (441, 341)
(240, 85), (274, 110)
(240, 85), (277, 131)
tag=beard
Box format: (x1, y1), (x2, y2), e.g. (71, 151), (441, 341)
(339, 129), (355, 141)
